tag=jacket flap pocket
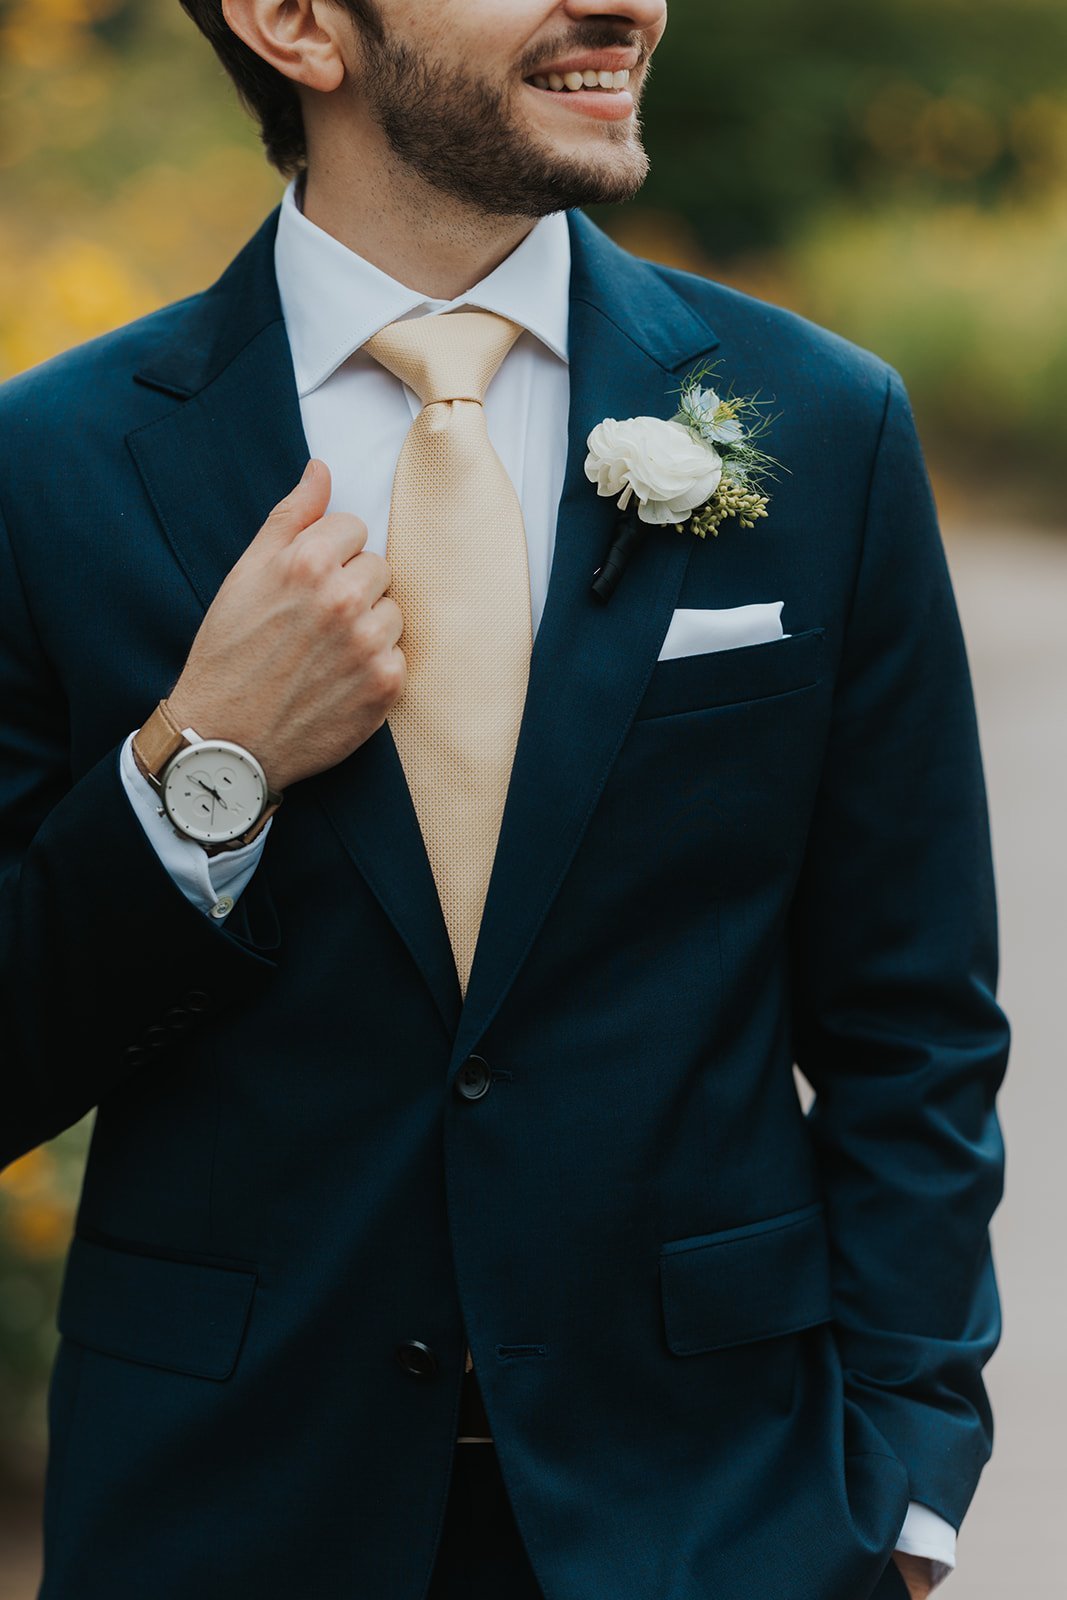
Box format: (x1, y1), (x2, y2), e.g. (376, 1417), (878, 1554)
(57, 1234), (256, 1380)
(659, 1201), (833, 1355)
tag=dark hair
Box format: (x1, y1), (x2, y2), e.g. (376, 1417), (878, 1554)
(179, 0), (381, 175)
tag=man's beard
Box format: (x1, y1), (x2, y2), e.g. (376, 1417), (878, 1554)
(351, 20), (651, 218)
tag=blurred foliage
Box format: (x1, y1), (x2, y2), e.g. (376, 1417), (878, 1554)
(640, 0), (1067, 254)
(0, 0), (1064, 1483)
(0, 0), (284, 378)
(0, 1119), (92, 1483)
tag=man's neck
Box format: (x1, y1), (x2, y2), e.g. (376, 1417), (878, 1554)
(299, 143), (539, 301)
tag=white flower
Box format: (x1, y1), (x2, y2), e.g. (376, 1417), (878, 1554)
(585, 416), (722, 527)
(687, 387), (745, 445)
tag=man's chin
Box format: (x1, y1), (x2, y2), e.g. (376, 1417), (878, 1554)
(514, 134), (650, 211)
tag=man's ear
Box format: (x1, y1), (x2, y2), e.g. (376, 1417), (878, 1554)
(221, 0), (346, 91)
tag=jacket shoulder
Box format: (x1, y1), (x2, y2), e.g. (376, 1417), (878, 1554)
(0, 291), (203, 439)
(652, 260), (895, 417)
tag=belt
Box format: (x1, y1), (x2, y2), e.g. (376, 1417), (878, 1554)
(457, 1360), (493, 1442)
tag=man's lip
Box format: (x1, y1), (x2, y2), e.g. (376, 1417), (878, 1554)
(524, 49), (641, 79)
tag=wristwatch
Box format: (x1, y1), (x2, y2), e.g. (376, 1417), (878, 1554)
(132, 699), (283, 855)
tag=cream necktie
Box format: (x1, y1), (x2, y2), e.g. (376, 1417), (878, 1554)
(364, 310), (534, 1001)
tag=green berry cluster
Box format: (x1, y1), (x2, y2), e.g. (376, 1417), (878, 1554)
(685, 483), (772, 539)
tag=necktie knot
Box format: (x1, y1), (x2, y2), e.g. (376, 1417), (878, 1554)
(364, 309), (523, 409)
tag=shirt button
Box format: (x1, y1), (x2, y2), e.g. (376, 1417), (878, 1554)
(455, 1055), (492, 1101)
(210, 896), (235, 920)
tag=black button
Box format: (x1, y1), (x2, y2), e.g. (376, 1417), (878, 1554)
(144, 1025), (170, 1053)
(395, 1340), (439, 1378)
(183, 990), (213, 1013)
(123, 1045), (149, 1067)
(455, 1055), (492, 1101)
(164, 1007), (193, 1033)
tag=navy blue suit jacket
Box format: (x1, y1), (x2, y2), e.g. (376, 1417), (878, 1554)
(0, 208), (1008, 1600)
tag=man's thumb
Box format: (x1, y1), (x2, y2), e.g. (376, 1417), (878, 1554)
(262, 458), (331, 539)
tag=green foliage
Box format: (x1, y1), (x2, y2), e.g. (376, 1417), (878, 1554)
(782, 199), (1067, 485)
(628, 0), (1067, 254)
(0, 1120), (93, 1484)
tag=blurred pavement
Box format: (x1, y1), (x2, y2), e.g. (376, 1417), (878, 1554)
(0, 523), (1062, 1599)
(935, 523), (1067, 1599)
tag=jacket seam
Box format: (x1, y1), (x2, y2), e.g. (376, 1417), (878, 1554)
(127, 310), (288, 414)
(841, 365), (895, 642)
(0, 492), (58, 676)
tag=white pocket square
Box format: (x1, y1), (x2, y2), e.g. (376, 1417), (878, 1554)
(656, 603), (788, 662)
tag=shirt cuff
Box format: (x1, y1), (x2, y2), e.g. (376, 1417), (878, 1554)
(895, 1502), (957, 1588)
(119, 730), (271, 919)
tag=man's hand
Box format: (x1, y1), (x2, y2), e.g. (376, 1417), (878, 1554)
(892, 1552), (938, 1599)
(167, 459), (406, 792)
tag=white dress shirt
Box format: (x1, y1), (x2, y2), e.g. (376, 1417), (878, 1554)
(117, 175), (956, 1583)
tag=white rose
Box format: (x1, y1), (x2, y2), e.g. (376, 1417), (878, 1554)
(585, 416), (722, 526)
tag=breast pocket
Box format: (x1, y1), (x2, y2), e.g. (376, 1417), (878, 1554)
(634, 626), (827, 722)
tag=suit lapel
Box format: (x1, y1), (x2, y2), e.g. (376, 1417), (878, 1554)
(127, 210), (464, 1039)
(126, 207), (719, 1060)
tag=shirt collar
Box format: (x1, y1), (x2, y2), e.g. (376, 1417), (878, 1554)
(274, 174), (571, 399)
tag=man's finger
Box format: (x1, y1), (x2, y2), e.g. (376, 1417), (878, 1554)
(256, 458), (332, 546)
(301, 510), (371, 569)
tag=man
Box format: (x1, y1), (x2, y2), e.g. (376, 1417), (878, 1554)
(0, 2), (1008, 1597)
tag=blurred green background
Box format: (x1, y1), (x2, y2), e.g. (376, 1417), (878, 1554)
(0, 0), (1064, 1506)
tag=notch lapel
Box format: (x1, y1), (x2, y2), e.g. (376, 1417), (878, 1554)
(447, 213), (719, 1074)
(127, 210), (463, 1038)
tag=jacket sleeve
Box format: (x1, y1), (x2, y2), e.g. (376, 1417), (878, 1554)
(0, 500), (281, 1173)
(787, 367), (1009, 1531)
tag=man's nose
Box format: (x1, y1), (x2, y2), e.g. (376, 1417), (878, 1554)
(560, 0), (668, 35)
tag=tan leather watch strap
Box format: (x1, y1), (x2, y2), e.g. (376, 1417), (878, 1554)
(131, 698), (191, 789)
(202, 793), (282, 855)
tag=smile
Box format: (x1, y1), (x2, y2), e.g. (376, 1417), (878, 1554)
(526, 68), (632, 94)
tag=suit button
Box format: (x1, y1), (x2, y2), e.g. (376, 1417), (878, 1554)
(123, 1045), (149, 1067)
(165, 1007), (193, 1033)
(395, 1340), (439, 1378)
(455, 1055), (492, 1101)
(143, 1025), (170, 1053)
(183, 990), (213, 1013)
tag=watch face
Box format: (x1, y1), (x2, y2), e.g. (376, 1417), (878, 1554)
(162, 740), (268, 844)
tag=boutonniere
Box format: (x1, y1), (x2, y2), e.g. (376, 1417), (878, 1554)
(587, 363), (781, 601)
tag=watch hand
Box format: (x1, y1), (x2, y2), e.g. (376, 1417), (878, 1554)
(194, 778), (229, 810)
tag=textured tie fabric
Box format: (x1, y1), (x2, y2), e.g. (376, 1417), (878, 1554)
(363, 309), (534, 1002)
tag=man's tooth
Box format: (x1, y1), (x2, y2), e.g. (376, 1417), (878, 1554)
(564, 72), (584, 91)
(597, 71), (615, 89)
(548, 73), (565, 91)
(582, 70), (600, 88)
(532, 75), (549, 90)
(613, 70), (630, 89)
